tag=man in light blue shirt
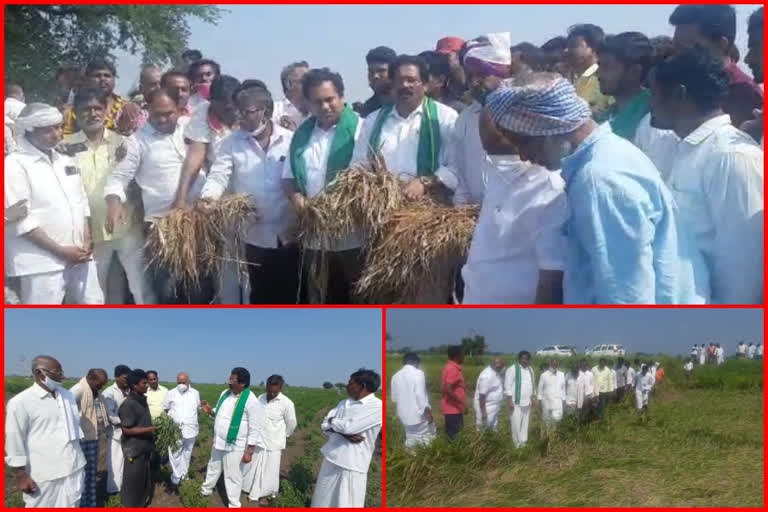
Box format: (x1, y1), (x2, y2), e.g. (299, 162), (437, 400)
(485, 73), (709, 304)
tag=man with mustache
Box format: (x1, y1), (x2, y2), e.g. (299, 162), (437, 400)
(358, 46), (397, 118)
(352, 54), (459, 201)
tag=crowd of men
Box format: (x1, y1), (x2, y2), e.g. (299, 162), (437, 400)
(391, 348), (708, 449)
(4, 4), (764, 305)
(4, 356), (382, 508)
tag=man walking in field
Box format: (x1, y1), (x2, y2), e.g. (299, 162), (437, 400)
(505, 351), (536, 447)
(564, 364), (585, 416)
(579, 359), (595, 421)
(592, 359), (612, 419)
(391, 353), (437, 448)
(311, 369), (382, 508)
(70, 368), (109, 507)
(441, 346), (467, 439)
(634, 364), (654, 415)
(244, 375), (297, 504)
(162, 372), (201, 492)
(537, 359), (565, 430)
(474, 357), (506, 431)
(118, 369), (157, 508)
(103, 365), (131, 495)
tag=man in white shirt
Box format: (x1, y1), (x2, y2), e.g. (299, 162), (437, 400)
(614, 358), (626, 402)
(715, 344), (725, 365)
(283, 68), (364, 304)
(649, 46), (763, 304)
(756, 344), (763, 360)
(4, 103), (104, 304)
(699, 345), (707, 366)
(244, 375), (297, 504)
(70, 368), (108, 508)
(579, 360), (596, 421)
(199, 85), (299, 305)
(311, 369), (382, 508)
(5, 355), (86, 507)
(352, 54), (459, 199)
(504, 351), (536, 448)
(274, 61), (310, 130)
(200, 367), (264, 508)
(634, 365), (654, 413)
(102, 364), (131, 494)
(625, 361), (636, 393)
(453, 32), (512, 206)
(390, 353), (436, 449)
(537, 359), (565, 430)
(474, 357), (506, 431)
(564, 364), (585, 416)
(187, 59), (220, 114)
(684, 360), (694, 380)
(737, 341), (747, 358)
(163, 372), (201, 489)
(747, 343), (757, 360)
(461, 103), (567, 304)
(104, 88), (212, 304)
(5, 83), (25, 154)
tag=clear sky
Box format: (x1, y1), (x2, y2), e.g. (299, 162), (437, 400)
(114, 4), (760, 101)
(386, 308), (763, 355)
(4, 308), (382, 386)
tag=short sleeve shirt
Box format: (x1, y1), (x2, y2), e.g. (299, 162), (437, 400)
(118, 394), (154, 458)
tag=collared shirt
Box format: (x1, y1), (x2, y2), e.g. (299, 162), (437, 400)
(282, 116), (364, 251)
(581, 370), (596, 398)
(351, 100), (459, 190)
(666, 115), (764, 304)
(5, 383), (86, 483)
(615, 366), (626, 388)
(537, 369), (565, 403)
(626, 367), (636, 388)
(212, 389), (264, 452)
(146, 385), (168, 420)
(593, 366), (613, 394)
(440, 360), (466, 414)
(63, 94), (126, 135)
(474, 365), (505, 403)
(462, 157), (568, 304)
(748, 345), (757, 358)
(320, 393), (382, 473)
(504, 364), (536, 406)
(187, 92), (207, 116)
(453, 102), (491, 206)
(104, 118), (202, 220)
(184, 101), (234, 167)
(573, 63), (614, 122)
(64, 129), (137, 243)
(70, 382), (107, 438)
(560, 122), (710, 304)
(723, 62), (764, 129)
(258, 392), (297, 451)
(635, 372), (654, 393)
(758, 346), (763, 356)
(163, 386), (201, 439)
(390, 364), (432, 426)
(610, 368), (617, 391)
(102, 383), (129, 440)
(119, 393), (154, 458)
(738, 343), (747, 354)
(201, 125), (296, 248)
(273, 98), (308, 129)
(358, 94), (390, 119)
(633, 113), (679, 181)
(565, 373), (585, 408)
(5, 137), (90, 277)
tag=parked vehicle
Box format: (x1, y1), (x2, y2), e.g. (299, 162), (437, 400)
(587, 344), (627, 357)
(536, 345), (577, 357)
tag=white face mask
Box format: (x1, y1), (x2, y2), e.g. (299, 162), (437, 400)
(39, 370), (63, 391)
(177, 383), (189, 393)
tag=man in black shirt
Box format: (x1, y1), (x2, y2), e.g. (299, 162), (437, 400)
(118, 369), (156, 507)
(358, 46), (397, 118)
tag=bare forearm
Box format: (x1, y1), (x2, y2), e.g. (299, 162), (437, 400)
(175, 144), (207, 202)
(23, 228), (65, 256)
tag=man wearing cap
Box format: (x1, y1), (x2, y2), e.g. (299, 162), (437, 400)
(484, 74), (710, 304)
(4, 103), (104, 304)
(359, 46), (397, 118)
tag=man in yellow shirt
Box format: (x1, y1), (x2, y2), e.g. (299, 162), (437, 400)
(63, 87), (154, 304)
(146, 371), (169, 420)
(566, 24), (614, 122)
(591, 358), (613, 419)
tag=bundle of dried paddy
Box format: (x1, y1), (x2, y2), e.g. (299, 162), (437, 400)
(355, 204), (480, 304)
(146, 194), (254, 296)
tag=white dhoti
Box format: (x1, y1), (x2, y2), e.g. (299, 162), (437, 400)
(23, 467), (85, 507)
(473, 399), (503, 431)
(242, 447), (281, 500)
(403, 421), (437, 449)
(310, 459), (367, 508)
(201, 447), (246, 508)
(541, 399), (564, 428)
(19, 261), (104, 304)
(106, 435), (124, 493)
(635, 390), (648, 409)
(169, 437), (197, 485)
(510, 405), (531, 448)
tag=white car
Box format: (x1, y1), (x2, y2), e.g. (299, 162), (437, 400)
(536, 345), (576, 357)
(588, 344), (626, 357)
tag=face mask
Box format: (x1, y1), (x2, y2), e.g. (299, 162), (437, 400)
(177, 383), (189, 393)
(195, 82), (212, 100)
(488, 154), (521, 172)
(41, 373), (63, 391)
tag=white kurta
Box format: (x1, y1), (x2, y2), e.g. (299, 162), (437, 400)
(164, 386), (201, 484)
(311, 458), (368, 508)
(390, 365), (435, 448)
(537, 370), (565, 425)
(101, 383), (128, 493)
(473, 365), (505, 430)
(453, 102), (490, 205)
(504, 365), (535, 447)
(634, 373), (654, 409)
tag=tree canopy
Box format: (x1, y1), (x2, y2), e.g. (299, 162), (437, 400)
(5, 5), (223, 100)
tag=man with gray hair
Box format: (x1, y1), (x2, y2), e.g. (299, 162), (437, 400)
(485, 74), (710, 304)
(5, 355), (86, 507)
(4, 103), (104, 304)
(162, 372), (201, 492)
(274, 61), (310, 130)
(474, 357), (506, 430)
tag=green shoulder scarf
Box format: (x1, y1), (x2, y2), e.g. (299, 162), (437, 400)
(289, 105), (359, 195)
(514, 362), (534, 405)
(214, 388), (251, 444)
(368, 97), (441, 176)
(609, 89), (651, 141)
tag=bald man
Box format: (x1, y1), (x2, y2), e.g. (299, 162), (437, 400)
(162, 372), (201, 490)
(474, 357), (506, 430)
(5, 356), (86, 507)
(70, 368), (109, 507)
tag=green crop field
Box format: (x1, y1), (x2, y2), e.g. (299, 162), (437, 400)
(385, 354), (763, 507)
(4, 377), (381, 508)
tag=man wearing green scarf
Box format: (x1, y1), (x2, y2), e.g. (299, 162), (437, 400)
(352, 54), (459, 201)
(503, 351), (536, 448)
(200, 367), (265, 507)
(282, 68), (364, 304)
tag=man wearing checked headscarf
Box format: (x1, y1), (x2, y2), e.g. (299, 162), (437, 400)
(4, 103), (104, 304)
(484, 74), (710, 305)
